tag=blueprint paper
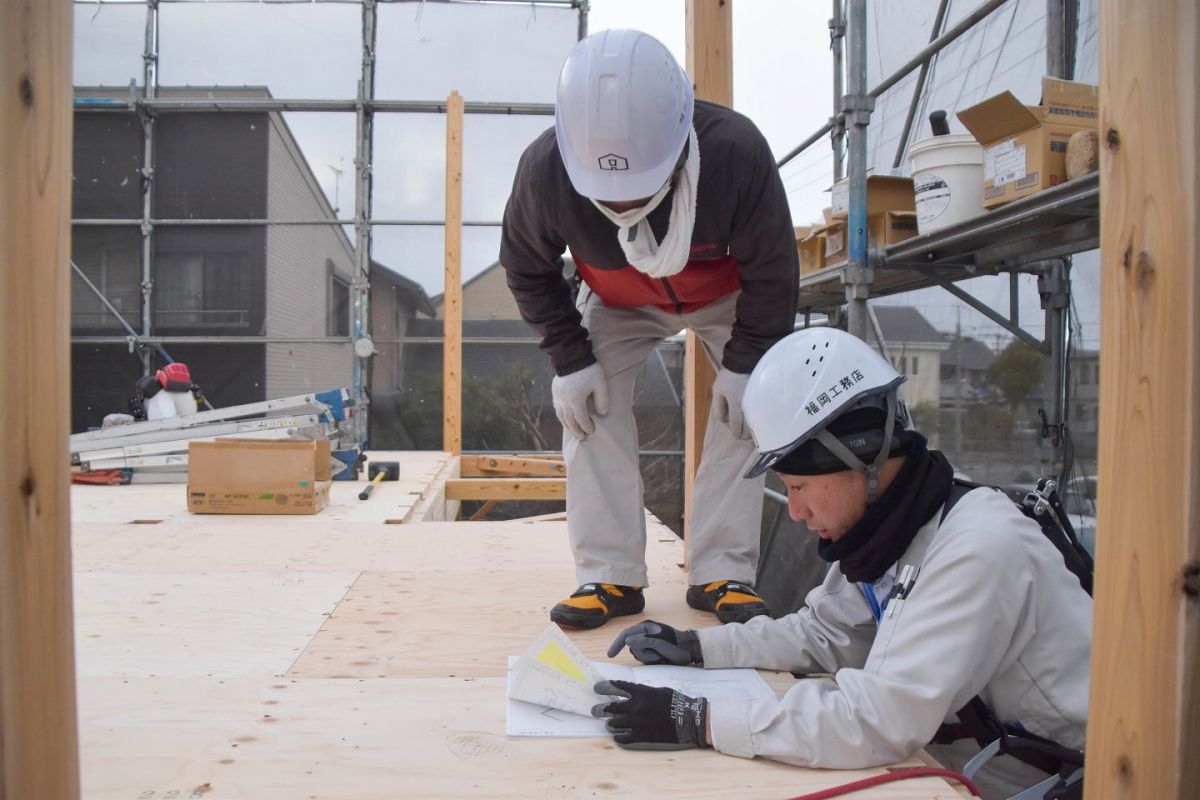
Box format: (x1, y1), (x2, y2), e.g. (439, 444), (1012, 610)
(507, 624), (607, 717)
(505, 655), (779, 738)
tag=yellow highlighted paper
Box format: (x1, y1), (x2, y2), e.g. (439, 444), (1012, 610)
(535, 641), (587, 682)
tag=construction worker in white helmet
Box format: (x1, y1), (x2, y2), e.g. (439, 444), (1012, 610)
(499, 29), (798, 629)
(595, 327), (1092, 800)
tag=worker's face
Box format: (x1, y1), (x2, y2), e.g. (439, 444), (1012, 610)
(779, 470), (868, 542)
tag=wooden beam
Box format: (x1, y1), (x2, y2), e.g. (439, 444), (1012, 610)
(0, 1), (81, 797)
(685, 0), (734, 107)
(444, 478), (566, 501)
(467, 499), (499, 521)
(443, 90), (464, 455)
(683, 1), (732, 542)
(683, 335), (717, 544)
(1087, 1), (1200, 798)
(459, 455), (566, 478)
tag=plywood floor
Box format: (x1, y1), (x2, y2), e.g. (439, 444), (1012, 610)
(71, 451), (964, 799)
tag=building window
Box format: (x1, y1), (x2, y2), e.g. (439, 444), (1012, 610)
(71, 227), (142, 332)
(328, 269), (350, 336)
(899, 356), (908, 374)
(155, 249), (254, 328)
(912, 356), (919, 375)
(152, 225), (264, 334)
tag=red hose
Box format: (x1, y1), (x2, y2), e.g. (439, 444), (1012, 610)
(786, 766), (981, 799)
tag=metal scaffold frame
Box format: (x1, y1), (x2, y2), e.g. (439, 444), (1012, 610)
(779, 0), (1089, 483)
(70, 0), (585, 444)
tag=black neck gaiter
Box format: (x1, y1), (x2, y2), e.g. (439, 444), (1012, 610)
(816, 434), (955, 583)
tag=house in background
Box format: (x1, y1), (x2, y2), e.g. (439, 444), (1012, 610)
(369, 260), (437, 422)
(70, 86), (433, 433)
(1069, 348), (1100, 455)
(431, 258), (577, 321)
(939, 333), (997, 406)
(872, 305), (948, 411)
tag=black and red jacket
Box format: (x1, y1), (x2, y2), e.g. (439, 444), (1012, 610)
(499, 100), (799, 377)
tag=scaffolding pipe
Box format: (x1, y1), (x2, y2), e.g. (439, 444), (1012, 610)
(780, 0), (1011, 169)
(843, 0), (872, 341)
(138, 1), (161, 377)
(72, 0), (584, 6)
(830, 0), (846, 181)
(867, 0), (1010, 99)
(74, 97), (556, 115)
(1045, 0), (1079, 80)
(892, 0), (950, 169)
(1038, 259), (1071, 479)
(71, 217), (503, 227)
(351, 0), (379, 445)
(72, 336), (550, 346)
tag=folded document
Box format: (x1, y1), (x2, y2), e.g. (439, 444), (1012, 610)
(505, 623), (776, 738)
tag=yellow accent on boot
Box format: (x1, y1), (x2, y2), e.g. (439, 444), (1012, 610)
(715, 589), (762, 609)
(550, 584), (645, 630)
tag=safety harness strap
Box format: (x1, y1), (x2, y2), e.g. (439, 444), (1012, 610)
(934, 478), (1089, 796)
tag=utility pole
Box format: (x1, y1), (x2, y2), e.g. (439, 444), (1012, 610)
(954, 306), (964, 456)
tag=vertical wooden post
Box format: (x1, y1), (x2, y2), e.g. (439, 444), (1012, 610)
(683, 0), (732, 543)
(443, 91), (463, 456)
(0, 1), (81, 798)
(1087, 1), (1200, 798)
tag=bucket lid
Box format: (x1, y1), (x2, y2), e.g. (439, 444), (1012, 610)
(907, 133), (983, 163)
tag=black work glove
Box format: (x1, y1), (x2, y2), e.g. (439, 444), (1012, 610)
(607, 620), (703, 666)
(591, 679), (709, 750)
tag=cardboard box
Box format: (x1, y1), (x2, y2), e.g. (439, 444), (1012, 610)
(830, 175), (916, 219)
(818, 221), (847, 266)
(817, 211), (918, 268)
(187, 438), (332, 515)
(957, 76), (1099, 208)
(869, 210), (919, 246)
(795, 225), (827, 276)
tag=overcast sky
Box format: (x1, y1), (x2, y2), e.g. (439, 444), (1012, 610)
(72, 0), (1100, 348)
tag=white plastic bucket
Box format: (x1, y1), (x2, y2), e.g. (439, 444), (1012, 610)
(907, 134), (984, 234)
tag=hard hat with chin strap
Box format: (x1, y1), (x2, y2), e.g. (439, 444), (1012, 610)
(554, 29), (694, 202)
(743, 328), (909, 499)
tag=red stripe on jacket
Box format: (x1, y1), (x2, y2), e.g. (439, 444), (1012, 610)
(571, 250), (741, 313)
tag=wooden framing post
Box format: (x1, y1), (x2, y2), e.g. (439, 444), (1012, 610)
(0, 1), (81, 797)
(1087, 1), (1200, 797)
(683, 0), (733, 542)
(443, 91), (464, 456)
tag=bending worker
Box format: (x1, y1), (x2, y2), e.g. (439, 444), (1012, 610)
(595, 328), (1091, 799)
(499, 29), (799, 629)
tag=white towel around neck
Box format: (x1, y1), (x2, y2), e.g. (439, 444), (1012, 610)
(590, 125), (700, 280)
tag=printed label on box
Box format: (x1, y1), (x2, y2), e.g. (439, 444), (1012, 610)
(984, 140), (1014, 181)
(985, 141), (1026, 187)
(825, 231), (844, 258)
(831, 182), (848, 216)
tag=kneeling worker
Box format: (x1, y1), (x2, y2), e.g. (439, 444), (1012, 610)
(594, 328), (1091, 799)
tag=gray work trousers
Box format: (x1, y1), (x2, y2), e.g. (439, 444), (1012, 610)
(564, 288), (765, 589)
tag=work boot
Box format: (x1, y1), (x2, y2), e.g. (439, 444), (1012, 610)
(686, 580), (770, 624)
(550, 583), (645, 630)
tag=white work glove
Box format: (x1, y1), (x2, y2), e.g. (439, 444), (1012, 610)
(552, 362), (609, 439)
(710, 367), (751, 439)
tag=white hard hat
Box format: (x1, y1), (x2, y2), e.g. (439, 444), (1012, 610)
(743, 328), (908, 490)
(555, 29), (694, 202)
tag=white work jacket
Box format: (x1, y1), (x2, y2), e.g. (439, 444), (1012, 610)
(697, 487), (1091, 770)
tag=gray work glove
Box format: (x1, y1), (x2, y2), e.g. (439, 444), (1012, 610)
(592, 680), (709, 750)
(608, 620), (703, 666)
(710, 367), (751, 439)
(551, 361), (608, 439)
